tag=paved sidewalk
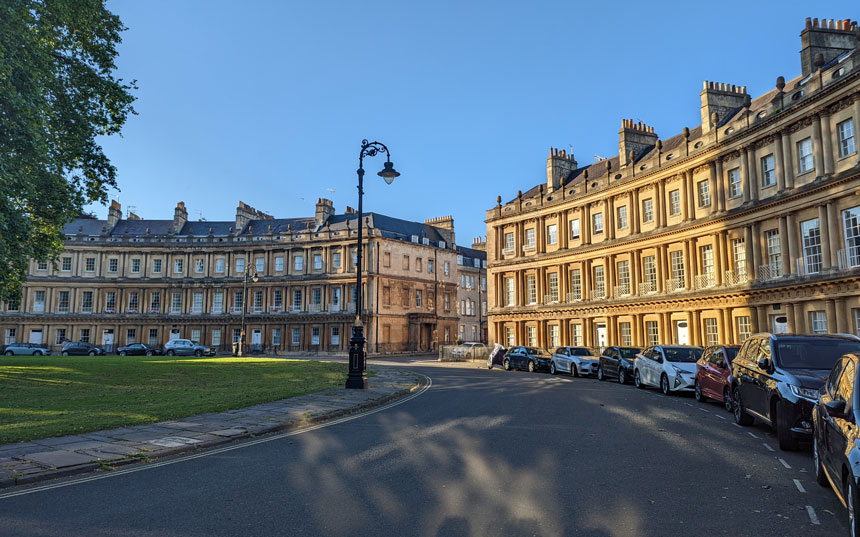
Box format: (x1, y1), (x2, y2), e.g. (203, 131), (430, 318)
(0, 366), (421, 489)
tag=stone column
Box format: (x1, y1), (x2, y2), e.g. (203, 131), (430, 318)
(708, 161), (719, 215)
(606, 255), (615, 298)
(778, 216), (791, 277)
(582, 205), (591, 245)
(656, 181), (665, 227)
(787, 212), (800, 275)
(820, 112), (834, 175)
(725, 307), (735, 343)
(712, 233), (723, 286)
(751, 221), (762, 276)
(559, 212), (568, 250)
(681, 171), (691, 221)
(835, 297), (848, 333)
(747, 147), (759, 201)
(631, 250), (641, 295)
(782, 131), (794, 189)
(607, 198), (616, 240)
(748, 305), (759, 333)
(632, 190), (641, 234)
(690, 310), (701, 346)
(774, 132), (786, 191)
(716, 158), (726, 212)
(656, 245), (666, 293)
(813, 114), (824, 178)
(741, 147), (751, 203)
(826, 299), (837, 334)
(744, 225), (755, 278)
(686, 239), (696, 289)
(793, 302), (806, 333)
(818, 204), (832, 271)
(757, 306), (769, 333)
(786, 304), (797, 334)
(827, 201), (840, 268)
(537, 216), (546, 254)
(582, 260), (591, 301)
(607, 315), (616, 346)
(717, 309), (727, 345)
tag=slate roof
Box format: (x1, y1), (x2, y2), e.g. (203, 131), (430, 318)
(456, 245), (487, 260)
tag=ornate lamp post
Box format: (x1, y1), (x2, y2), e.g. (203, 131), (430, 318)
(346, 140), (399, 389)
(239, 256), (258, 356)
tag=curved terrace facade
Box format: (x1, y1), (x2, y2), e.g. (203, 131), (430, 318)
(486, 18), (860, 349)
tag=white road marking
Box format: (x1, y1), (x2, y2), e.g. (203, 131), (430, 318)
(806, 506), (820, 525)
(747, 432), (759, 439)
(779, 458), (791, 469)
(715, 414), (727, 420)
(763, 443), (775, 452)
(732, 423), (743, 429)
(698, 408), (710, 413)
(794, 479), (806, 493)
(0, 372), (434, 500)
(684, 403), (693, 407)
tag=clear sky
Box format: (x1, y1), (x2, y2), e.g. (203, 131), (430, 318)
(93, 0), (852, 245)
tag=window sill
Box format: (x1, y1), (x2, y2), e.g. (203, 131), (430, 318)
(837, 152), (857, 162)
(797, 168), (815, 177)
(760, 183), (776, 190)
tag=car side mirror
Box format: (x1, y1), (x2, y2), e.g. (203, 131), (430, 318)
(716, 359), (725, 369)
(825, 399), (852, 421)
(757, 358), (771, 371)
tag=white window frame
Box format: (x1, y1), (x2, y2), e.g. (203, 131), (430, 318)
(797, 138), (813, 174)
(801, 218), (822, 274)
(728, 168), (741, 198)
(761, 155), (775, 187)
(838, 119), (855, 158)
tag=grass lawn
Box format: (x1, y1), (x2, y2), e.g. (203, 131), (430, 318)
(0, 355), (347, 444)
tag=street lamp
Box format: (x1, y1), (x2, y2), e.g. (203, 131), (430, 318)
(239, 257), (258, 357)
(346, 139), (399, 389)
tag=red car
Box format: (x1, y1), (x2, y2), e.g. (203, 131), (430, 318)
(694, 345), (740, 411)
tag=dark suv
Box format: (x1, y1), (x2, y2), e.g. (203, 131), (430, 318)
(813, 352), (860, 536)
(732, 333), (860, 451)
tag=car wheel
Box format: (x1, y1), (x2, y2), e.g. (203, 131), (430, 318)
(732, 387), (754, 425)
(814, 434), (829, 487)
(775, 400), (799, 451)
(194, 349), (203, 357)
(618, 369), (626, 384)
(503, 359), (511, 371)
(634, 370), (644, 389)
(527, 361), (535, 373)
(62, 351), (69, 356)
(596, 366), (603, 381)
(571, 364), (579, 378)
(723, 387), (733, 413)
(549, 362), (556, 375)
(88, 351), (96, 356)
(848, 480), (859, 537)
(3, 351), (12, 356)
(119, 351), (127, 356)
(146, 351), (153, 356)
(167, 350), (175, 356)
(694, 380), (705, 402)
(660, 374), (671, 395)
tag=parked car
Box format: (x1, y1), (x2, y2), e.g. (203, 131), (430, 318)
(813, 352), (860, 536)
(551, 346), (599, 376)
(503, 346), (552, 373)
(634, 345), (703, 394)
(487, 344), (507, 369)
(163, 339), (215, 357)
(597, 346), (642, 384)
(3, 343), (52, 356)
(117, 343), (163, 356)
(732, 333), (860, 451)
(694, 345), (740, 411)
(452, 342), (487, 359)
(61, 341), (106, 356)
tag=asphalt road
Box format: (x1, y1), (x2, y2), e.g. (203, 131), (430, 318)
(0, 360), (848, 537)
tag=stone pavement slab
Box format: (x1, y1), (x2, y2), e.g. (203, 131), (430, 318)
(0, 365), (421, 489)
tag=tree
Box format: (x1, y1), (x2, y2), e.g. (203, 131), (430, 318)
(0, 0), (136, 303)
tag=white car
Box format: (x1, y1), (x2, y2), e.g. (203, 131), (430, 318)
(634, 345), (704, 394)
(550, 346), (600, 377)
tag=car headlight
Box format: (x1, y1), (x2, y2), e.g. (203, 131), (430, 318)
(672, 365), (683, 377)
(789, 385), (820, 401)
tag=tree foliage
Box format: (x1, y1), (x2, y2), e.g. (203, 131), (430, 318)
(0, 0), (135, 302)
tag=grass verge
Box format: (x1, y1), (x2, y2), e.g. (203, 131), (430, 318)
(0, 355), (346, 444)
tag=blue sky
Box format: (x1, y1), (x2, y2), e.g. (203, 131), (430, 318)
(94, 1), (851, 245)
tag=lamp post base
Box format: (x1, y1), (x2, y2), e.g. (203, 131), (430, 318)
(345, 324), (368, 389)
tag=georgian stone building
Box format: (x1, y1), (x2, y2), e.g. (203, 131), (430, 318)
(0, 199), (460, 354)
(486, 18), (860, 349)
(455, 239), (488, 343)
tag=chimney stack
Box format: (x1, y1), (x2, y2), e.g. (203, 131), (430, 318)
(107, 200), (122, 230)
(800, 18), (858, 76)
(315, 198), (335, 226)
(173, 201), (187, 233)
(618, 119), (659, 166)
(546, 147), (578, 193)
(700, 81), (747, 134)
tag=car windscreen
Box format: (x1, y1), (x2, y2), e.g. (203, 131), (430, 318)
(570, 348), (593, 356)
(663, 348), (702, 363)
(525, 347), (550, 357)
(618, 348), (640, 358)
(725, 347), (739, 363)
(776, 340), (860, 370)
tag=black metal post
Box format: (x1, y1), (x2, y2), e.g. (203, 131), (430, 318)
(346, 140), (398, 389)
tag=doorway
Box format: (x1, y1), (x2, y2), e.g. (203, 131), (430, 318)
(29, 330), (43, 345)
(595, 323), (607, 347)
(771, 315), (788, 334)
(102, 329), (114, 353)
(675, 321), (689, 345)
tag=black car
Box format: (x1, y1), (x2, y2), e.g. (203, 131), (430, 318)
(732, 333), (860, 451)
(117, 343), (162, 356)
(61, 341), (106, 356)
(503, 346), (552, 373)
(597, 346), (641, 384)
(813, 352), (860, 536)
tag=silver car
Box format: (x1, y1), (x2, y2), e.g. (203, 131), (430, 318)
(550, 346), (600, 377)
(163, 339), (214, 357)
(3, 343), (52, 356)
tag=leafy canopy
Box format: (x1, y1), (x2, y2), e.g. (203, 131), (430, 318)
(0, 0), (135, 302)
